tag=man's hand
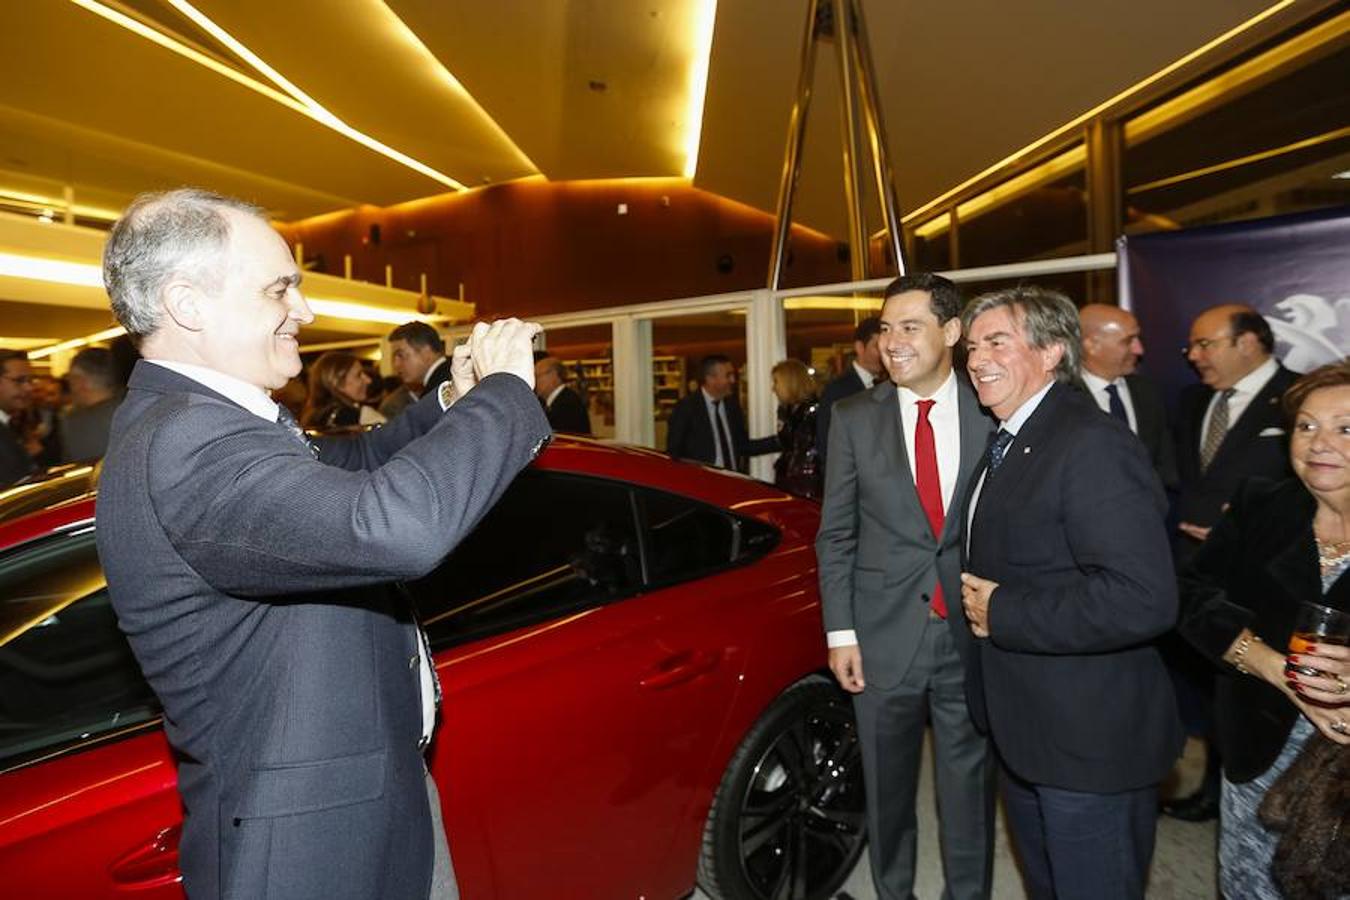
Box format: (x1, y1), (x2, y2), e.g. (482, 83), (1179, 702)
(960, 572), (998, 638)
(449, 343), (476, 401)
(1178, 521), (1212, 542)
(469, 318), (542, 388)
(828, 644), (865, 693)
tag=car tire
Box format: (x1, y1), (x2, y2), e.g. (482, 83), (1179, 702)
(696, 677), (866, 900)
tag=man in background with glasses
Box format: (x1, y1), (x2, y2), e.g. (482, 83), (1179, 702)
(1162, 303), (1297, 823)
(0, 349), (36, 487)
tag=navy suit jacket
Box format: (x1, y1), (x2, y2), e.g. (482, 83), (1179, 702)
(665, 390), (750, 472)
(97, 361), (550, 900)
(815, 366), (868, 468)
(545, 385), (592, 435)
(960, 383), (1183, 793)
(1124, 373), (1177, 490)
(0, 421), (33, 487)
(1174, 363), (1296, 563)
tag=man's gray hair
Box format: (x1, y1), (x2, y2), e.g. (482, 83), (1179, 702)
(961, 285), (1083, 386)
(103, 188), (264, 339)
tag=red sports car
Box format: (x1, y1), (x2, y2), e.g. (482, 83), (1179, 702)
(0, 438), (865, 900)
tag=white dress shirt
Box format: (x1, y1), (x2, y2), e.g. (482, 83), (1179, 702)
(146, 358), (438, 746)
(701, 388), (736, 468)
(827, 370), (959, 649)
(545, 382), (566, 409)
(421, 355), (448, 389)
(966, 378), (1056, 554)
(1199, 356), (1279, 447)
(852, 360), (878, 390)
(1081, 369), (1138, 434)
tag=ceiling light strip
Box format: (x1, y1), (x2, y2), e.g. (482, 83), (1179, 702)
(683, 0), (719, 179)
(28, 326), (126, 360)
(902, 0), (1299, 227)
(1124, 9), (1350, 145)
(1127, 126), (1350, 195)
(68, 0), (309, 114)
(375, 1), (539, 174)
(0, 253), (104, 288)
(68, 0), (465, 191)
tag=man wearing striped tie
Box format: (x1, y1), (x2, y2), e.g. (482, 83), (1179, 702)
(1163, 304), (1298, 822)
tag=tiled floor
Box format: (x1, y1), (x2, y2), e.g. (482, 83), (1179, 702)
(691, 735), (1218, 900)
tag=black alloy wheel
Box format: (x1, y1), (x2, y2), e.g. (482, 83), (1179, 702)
(697, 678), (867, 900)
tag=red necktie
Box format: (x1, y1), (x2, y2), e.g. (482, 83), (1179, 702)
(914, 399), (946, 618)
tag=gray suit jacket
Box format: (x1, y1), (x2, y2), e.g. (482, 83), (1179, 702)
(96, 361), (550, 900)
(816, 376), (993, 689)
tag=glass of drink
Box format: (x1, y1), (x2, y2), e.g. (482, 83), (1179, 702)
(1286, 601), (1350, 679)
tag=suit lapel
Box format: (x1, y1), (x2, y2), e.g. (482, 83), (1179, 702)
(944, 379), (990, 543)
(1209, 369), (1285, 471)
(978, 382), (1065, 509)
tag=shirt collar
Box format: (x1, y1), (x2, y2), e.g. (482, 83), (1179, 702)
(1001, 378), (1056, 436)
(852, 360), (877, 389)
(545, 383), (566, 406)
(896, 367), (957, 407)
(146, 359), (279, 422)
(0, 409), (9, 427)
(702, 387), (726, 406)
(422, 356), (447, 387)
(1231, 356), (1279, 397)
(1080, 369), (1120, 393)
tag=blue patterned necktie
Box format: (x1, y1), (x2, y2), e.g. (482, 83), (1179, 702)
(986, 429), (1014, 473)
(1104, 382), (1129, 425)
(276, 405), (319, 458)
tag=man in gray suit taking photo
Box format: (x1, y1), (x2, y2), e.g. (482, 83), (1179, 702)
(817, 273), (995, 900)
(96, 188), (551, 900)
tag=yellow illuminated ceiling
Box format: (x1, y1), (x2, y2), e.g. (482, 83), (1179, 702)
(0, 0), (1340, 352)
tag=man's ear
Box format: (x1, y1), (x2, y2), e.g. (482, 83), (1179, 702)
(161, 279), (205, 332)
(942, 316), (962, 348)
(1041, 341), (1065, 374)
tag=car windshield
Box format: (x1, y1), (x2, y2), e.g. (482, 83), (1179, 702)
(0, 530), (160, 769)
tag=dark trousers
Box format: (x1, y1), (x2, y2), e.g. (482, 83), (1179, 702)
(1001, 769), (1157, 900)
(853, 615), (994, 900)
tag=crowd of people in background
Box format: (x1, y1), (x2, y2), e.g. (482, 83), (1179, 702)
(2, 234), (1346, 897)
(660, 277), (1347, 900)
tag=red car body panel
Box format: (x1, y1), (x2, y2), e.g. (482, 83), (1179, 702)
(0, 439), (826, 899)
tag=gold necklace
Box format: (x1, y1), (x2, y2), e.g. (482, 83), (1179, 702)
(1316, 535), (1350, 571)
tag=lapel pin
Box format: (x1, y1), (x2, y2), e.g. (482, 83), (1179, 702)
(1023, 446), (1032, 455)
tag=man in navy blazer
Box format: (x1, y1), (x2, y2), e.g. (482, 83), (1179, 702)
(96, 189), (551, 900)
(959, 287), (1182, 900)
(665, 355), (751, 471)
(1163, 304), (1297, 822)
(816, 315), (884, 469)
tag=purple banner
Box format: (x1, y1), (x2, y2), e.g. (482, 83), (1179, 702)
(1118, 206), (1350, 409)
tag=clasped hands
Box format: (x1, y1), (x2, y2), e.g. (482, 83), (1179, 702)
(450, 318), (542, 400)
(960, 572), (997, 638)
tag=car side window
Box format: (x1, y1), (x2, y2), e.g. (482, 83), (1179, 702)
(639, 487), (779, 588)
(0, 533), (160, 769)
(413, 471), (643, 649)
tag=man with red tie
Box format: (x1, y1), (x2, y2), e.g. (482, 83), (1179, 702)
(817, 273), (996, 900)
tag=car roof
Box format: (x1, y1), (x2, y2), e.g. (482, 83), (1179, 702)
(0, 437), (804, 554)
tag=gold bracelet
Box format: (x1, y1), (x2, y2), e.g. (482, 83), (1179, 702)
(1232, 633), (1262, 675)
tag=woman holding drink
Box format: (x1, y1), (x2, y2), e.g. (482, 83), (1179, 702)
(1178, 360), (1350, 898)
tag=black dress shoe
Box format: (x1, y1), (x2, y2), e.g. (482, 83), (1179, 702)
(1161, 791), (1219, 822)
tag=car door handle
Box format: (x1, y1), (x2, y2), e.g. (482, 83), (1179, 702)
(639, 649), (720, 690)
(109, 825), (182, 888)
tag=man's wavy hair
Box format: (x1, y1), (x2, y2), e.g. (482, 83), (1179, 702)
(961, 285), (1083, 388)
